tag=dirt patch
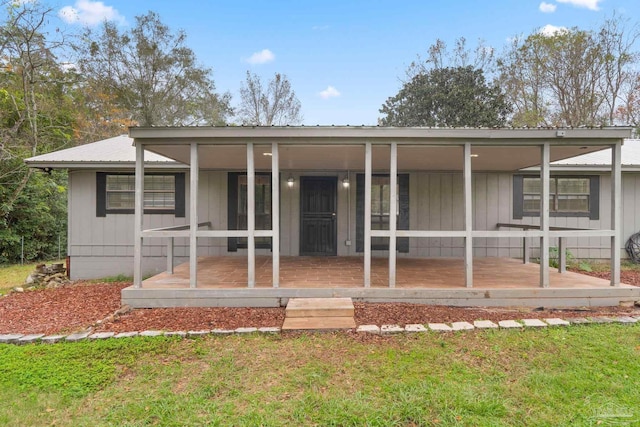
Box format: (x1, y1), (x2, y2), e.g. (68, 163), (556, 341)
(0, 277), (638, 335)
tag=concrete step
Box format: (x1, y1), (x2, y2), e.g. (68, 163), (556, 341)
(285, 297), (354, 318)
(282, 316), (356, 330)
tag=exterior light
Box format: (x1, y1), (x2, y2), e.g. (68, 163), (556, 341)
(342, 177), (350, 188)
(470, 154), (479, 158)
(287, 175), (295, 188)
(263, 152), (272, 156)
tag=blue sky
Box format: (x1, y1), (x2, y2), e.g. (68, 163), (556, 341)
(54, 0), (640, 125)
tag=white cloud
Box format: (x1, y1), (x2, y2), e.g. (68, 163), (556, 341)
(245, 49), (275, 65)
(539, 24), (569, 36)
(539, 2), (557, 13)
(59, 0), (125, 26)
(556, 0), (601, 11)
(319, 86), (340, 100)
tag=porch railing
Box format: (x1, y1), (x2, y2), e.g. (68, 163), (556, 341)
(141, 222), (212, 274)
(496, 223), (612, 273)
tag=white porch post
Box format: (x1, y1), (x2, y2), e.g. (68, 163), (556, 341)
(271, 142), (280, 288)
(189, 142), (198, 288)
(611, 140), (622, 286)
(389, 143), (397, 288)
(247, 142), (255, 288)
(463, 143), (473, 287)
(540, 143), (550, 288)
(364, 142), (372, 287)
(133, 142), (144, 288)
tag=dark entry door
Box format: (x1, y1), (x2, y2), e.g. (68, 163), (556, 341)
(300, 177), (337, 256)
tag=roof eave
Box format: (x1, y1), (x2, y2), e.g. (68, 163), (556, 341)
(24, 160), (186, 169)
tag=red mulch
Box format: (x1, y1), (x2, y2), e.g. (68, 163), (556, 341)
(575, 270), (640, 287)
(0, 275), (638, 335)
(0, 282), (126, 335)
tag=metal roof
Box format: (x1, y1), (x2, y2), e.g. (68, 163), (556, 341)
(129, 125), (632, 144)
(24, 135), (182, 169)
(552, 139), (640, 166)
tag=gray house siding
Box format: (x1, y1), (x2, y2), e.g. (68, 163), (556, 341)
(67, 169), (640, 280)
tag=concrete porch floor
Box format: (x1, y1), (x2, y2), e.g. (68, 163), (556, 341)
(141, 256), (628, 289)
(123, 256), (640, 308)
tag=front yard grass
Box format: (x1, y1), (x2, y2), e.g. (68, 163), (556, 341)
(1, 325), (639, 426)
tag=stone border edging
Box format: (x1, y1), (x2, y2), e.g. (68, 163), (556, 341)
(0, 315), (638, 345)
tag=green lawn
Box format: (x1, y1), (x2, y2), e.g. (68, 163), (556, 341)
(0, 260), (64, 295)
(1, 325), (638, 426)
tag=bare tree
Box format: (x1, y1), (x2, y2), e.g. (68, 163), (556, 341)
(407, 37), (497, 80)
(598, 14), (640, 125)
(237, 71), (302, 125)
(78, 11), (231, 126)
(498, 16), (640, 127)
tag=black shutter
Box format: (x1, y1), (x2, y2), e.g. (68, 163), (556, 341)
(227, 173), (238, 252)
(356, 174), (365, 253)
(398, 174), (410, 253)
(175, 173), (185, 218)
(513, 175), (524, 219)
(96, 172), (106, 217)
(589, 175), (600, 220)
(356, 173), (409, 253)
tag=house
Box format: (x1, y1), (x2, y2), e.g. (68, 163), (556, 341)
(25, 127), (640, 308)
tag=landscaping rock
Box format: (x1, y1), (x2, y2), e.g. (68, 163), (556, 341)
(451, 321), (474, 331)
(17, 334), (44, 344)
(114, 332), (139, 338)
(89, 332), (115, 340)
(498, 320), (523, 329)
(380, 324), (404, 334)
(613, 316), (638, 324)
(187, 330), (210, 337)
(588, 317), (615, 324)
(544, 318), (571, 326)
(356, 325), (380, 334)
(25, 263), (70, 289)
(521, 319), (548, 328)
(41, 335), (66, 344)
(211, 329), (235, 335)
(139, 330), (163, 337)
(235, 327), (258, 334)
(405, 324), (428, 332)
(258, 327), (280, 334)
(65, 332), (91, 342)
(473, 320), (499, 329)
(428, 323), (452, 332)
(568, 317), (592, 325)
(0, 334), (24, 343)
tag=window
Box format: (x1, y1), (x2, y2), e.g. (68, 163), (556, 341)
(96, 172), (185, 217)
(228, 172), (272, 251)
(513, 175), (599, 219)
(356, 174), (409, 252)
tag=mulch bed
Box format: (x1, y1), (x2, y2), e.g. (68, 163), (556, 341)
(0, 274), (638, 335)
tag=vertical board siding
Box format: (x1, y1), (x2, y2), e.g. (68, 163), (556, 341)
(68, 169), (640, 279)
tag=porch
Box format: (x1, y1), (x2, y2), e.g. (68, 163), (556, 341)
(121, 256), (640, 308)
(126, 126), (634, 308)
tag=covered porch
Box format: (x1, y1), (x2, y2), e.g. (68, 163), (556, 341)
(125, 126), (635, 307)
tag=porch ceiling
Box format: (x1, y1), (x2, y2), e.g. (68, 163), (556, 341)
(131, 126), (632, 172)
(141, 143), (613, 172)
